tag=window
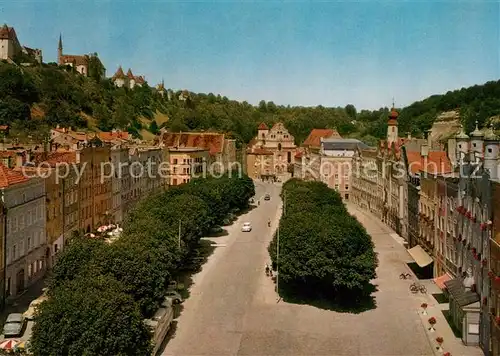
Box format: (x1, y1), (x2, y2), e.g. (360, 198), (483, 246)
(173, 158), (178, 164)
(12, 245), (16, 261)
(488, 148), (493, 153)
(19, 241), (24, 257)
(345, 185), (349, 190)
(345, 194), (349, 200)
(172, 179), (178, 186)
(28, 264), (32, 278)
(27, 236), (31, 251)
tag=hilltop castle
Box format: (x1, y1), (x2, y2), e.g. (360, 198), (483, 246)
(57, 34), (105, 77)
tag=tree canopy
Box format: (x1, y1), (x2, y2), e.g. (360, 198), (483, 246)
(269, 179), (377, 302)
(33, 172), (255, 354)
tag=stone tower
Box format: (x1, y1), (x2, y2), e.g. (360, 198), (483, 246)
(469, 121), (484, 164)
(387, 106), (399, 145)
(484, 125), (499, 180)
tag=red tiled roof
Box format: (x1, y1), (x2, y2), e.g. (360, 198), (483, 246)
(405, 150), (452, 175)
(258, 122), (269, 130)
(295, 151), (303, 158)
(112, 66), (125, 80)
(127, 69), (134, 79)
(161, 132), (224, 155)
(134, 76), (145, 84)
(0, 151), (18, 158)
(0, 163), (29, 188)
(0, 24), (17, 41)
(0, 125), (9, 131)
(302, 129), (341, 148)
(98, 131), (130, 142)
(60, 55), (88, 66)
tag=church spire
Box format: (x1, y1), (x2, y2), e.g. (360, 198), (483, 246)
(57, 33), (63, 64)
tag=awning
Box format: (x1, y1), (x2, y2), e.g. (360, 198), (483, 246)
(407, 245), (433, 267)
(433, 273), (452, 290)
(444, 278), (480, 307)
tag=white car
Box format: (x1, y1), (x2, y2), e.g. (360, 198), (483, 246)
(241, 222), (252, 232)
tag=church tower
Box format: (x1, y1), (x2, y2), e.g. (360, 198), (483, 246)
(57, 34), (63, 65)
(387, 105), (399, 145)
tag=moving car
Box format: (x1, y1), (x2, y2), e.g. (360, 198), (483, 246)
(165, 291), (183, 304)
(241, 222), (252, 232)
(2, 313), (26, 337)
(264, 193), (270, 200)
(24, 295), (49, 320)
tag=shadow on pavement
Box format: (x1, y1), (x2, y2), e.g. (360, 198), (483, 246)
(157, 320), (178, 355)
(279, 282), (378, 314)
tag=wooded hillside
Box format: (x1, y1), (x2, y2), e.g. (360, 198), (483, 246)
(1, 61), (499, 146)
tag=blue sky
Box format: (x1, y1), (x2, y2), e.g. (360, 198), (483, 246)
(2, 0), (499, 109)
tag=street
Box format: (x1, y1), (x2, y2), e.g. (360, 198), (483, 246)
(162, 184), (435, 356)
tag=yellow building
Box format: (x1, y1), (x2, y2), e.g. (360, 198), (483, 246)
(78, 142), (112, 233)
(167, 147), (209, 186)
(246, 122), (296, 180)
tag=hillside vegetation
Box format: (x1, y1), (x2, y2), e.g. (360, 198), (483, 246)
(1, 61), (499, 145)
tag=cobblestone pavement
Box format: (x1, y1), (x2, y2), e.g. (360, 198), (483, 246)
(162, 190), (439, 356)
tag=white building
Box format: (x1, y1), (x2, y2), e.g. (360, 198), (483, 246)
(0, 24), (42, 63)
(0, 164), (46, 298)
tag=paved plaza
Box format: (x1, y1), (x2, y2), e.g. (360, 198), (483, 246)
(162, 186), (463, 355)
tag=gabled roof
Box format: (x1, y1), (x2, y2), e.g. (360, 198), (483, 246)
(32, 152), (77, 167)
(127, 69), (135, 79)
(134, 76), (145, 84)
(303, 129), (341, 148)
(98, 131), (130, 142)
(0, 24), (17, 41)
(112, 66), (126, 80)
(0, 163), (29, 188)
(60, 55), (88, 66)
(258, 122), (269, 130)
(161, 132), (224, 156)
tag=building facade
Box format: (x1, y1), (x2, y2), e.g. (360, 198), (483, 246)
(246, 122), (296, 180)
(166, 147), (208, 186)
(1, 165), (46, 299)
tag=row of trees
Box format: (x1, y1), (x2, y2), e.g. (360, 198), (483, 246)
(30, 173), (255, 355)
(268, 179), (377, 303)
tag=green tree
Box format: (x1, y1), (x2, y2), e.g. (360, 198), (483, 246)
(31, 275), (152, 356)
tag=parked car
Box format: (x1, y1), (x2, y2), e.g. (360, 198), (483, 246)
(241, 222), (252, 232)
(24, 295), (49, 320)
(165, 291), (183, 304)
(264, 193), (270, 200)
(167, 280), (178, 291)
(3, 313), (26, 337)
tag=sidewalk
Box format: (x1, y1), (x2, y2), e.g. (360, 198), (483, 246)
(347, 203), (483, 356)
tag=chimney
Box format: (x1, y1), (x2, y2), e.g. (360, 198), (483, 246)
(427, 129), (432, 150)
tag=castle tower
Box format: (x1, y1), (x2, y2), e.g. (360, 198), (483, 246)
(455, 125), (469, 165)
(57, 34), (63, 64)
(469, 121), (484, 163)
(484, 125), (499, 179)
(387, 106), (398, 145)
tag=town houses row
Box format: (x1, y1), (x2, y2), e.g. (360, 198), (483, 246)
(0, 127), (237, 308)
(292, 106), (500, 356)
